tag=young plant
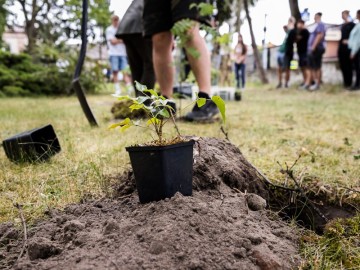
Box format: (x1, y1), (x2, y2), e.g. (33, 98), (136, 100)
(109, 82), (226, 145)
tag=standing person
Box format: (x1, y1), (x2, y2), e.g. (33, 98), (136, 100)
(234, 34), (247, 89)
(276, 25), (288, 88)
(302, 12), (326, 91)
(143, 0), (218, 122)
(106, 15), (128, 95)
(116, 0), (155, 95)
(296, 19), (310, 86)
(338, 10), (355, 88)
(276, 17), (296, 89)
(284, 17), (296, 87)
(348, 10), (360, 91)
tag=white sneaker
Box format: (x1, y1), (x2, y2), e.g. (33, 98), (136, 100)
(309, 84), (320, 91)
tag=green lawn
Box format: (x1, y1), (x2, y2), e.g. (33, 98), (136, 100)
(1, 85), (360, 223)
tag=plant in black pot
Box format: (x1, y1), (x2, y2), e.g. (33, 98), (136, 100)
(110, 82), (225, 203)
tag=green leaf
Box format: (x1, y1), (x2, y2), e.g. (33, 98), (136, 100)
(144, 89), (158, 97)
(211, 96), (226, 122)
(116, 95), (131, 101)
(136, 96), (150, 104)
(186, 47), (201, 59)
(158, 108), (170, 118)
(121, 124), (132, 132)
(197, 98), (206, 108)
(135, 81), (147, 92)
(109, 118), (133, 131)
(189, 3), (197, 10)
(129, 104), (144, 111)
(146, 117), (161, 126)
(108, 123), (121, 129)
(197, 3), (214, 17)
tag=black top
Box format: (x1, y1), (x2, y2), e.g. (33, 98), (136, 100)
(116, 0), (143, 38)
(296, 28), (310, 54)
(285, 28), (296, 56)
(338, 21), (355, 51)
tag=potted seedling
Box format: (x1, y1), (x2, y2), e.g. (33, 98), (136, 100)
(110, 82), (225, 203)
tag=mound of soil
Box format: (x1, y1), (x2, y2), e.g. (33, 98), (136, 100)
(1, 138), (302, 270)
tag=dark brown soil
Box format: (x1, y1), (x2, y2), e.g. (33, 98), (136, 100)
(1, 138), (302, 270)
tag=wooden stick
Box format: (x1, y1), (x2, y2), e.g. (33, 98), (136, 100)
(14, 203), (28, 265)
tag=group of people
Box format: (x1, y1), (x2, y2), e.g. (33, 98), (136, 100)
(106, 0), (219, 122)
(276, 10), (360, 91)
(105, 1), (360, 114)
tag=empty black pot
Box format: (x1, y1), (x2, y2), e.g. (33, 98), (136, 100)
(126, 140), (194, 203)
(2, 124), (61, 163)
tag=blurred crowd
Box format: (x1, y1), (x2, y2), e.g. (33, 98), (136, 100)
(105, 1), (360, 98)
(275, 10), (360, 91)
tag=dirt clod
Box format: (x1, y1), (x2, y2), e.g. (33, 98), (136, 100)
(102, 219), (120, 235)
(247, 193), (267, 211)
(27, 237), (62, 260)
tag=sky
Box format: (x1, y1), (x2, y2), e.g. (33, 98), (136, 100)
(110, 0), (359, 45)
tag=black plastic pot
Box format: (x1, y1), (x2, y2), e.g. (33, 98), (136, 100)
(126, 140), (194, 203)
(2, 124), (61, 163)
(234, 91), (242, 101)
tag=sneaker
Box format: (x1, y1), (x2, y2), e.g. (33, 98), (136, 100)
(276, 83), (282, 89)
(184, 99), (219, 122)
(309, 84), (320, 91)
(299, 84), (309, 90)
(167, 100), (177, 115)
(349, 85), (360, 91)
(284, 82), (289, 88)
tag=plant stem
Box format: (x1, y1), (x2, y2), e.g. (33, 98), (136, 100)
(170, 110), (181, 136)
(159, 119), (164, 144)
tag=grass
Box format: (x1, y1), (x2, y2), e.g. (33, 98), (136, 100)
(300, 215), (360, 270)
(1, 84), (359, 223)
(1, 83), (359, 268)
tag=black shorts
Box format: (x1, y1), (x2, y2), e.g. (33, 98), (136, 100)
(143, 0), (210, 37)
(283, 54), (292, 69)
(298, 52), (308, 67)
(307, 47), (325, 70)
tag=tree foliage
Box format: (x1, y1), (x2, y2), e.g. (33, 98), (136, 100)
(0, 47), (104, 96)
(5, 0), (111, 53)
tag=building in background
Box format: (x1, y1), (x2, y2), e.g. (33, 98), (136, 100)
(2, 27), (28, 54)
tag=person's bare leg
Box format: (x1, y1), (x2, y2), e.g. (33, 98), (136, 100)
(277, 68), (282, 86)
(305, 69), (312, 86)
(113, 70), (121, 94)
(314, 69), (321, 85)
(185, 24), (211, 95)
(113, 71), (119, 84)
(301, 67), (307, 83)
(311, 70), (317, 85)
(285, 69), (290, 86)
(152, 31), (174, 98)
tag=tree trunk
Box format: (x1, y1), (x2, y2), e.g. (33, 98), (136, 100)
(288, 0), (301, 21)
(234, 0), (242, 33)
(26, 22), (36, 54)
(18, 0), (39, 54)
(243, 0), (268, 84)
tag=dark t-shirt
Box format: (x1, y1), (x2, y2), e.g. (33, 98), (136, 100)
(339, 22), (355, 52)
(285, 28), (296, 57)
(116, 0), (144, 38)
(296, 28), (310, 54)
